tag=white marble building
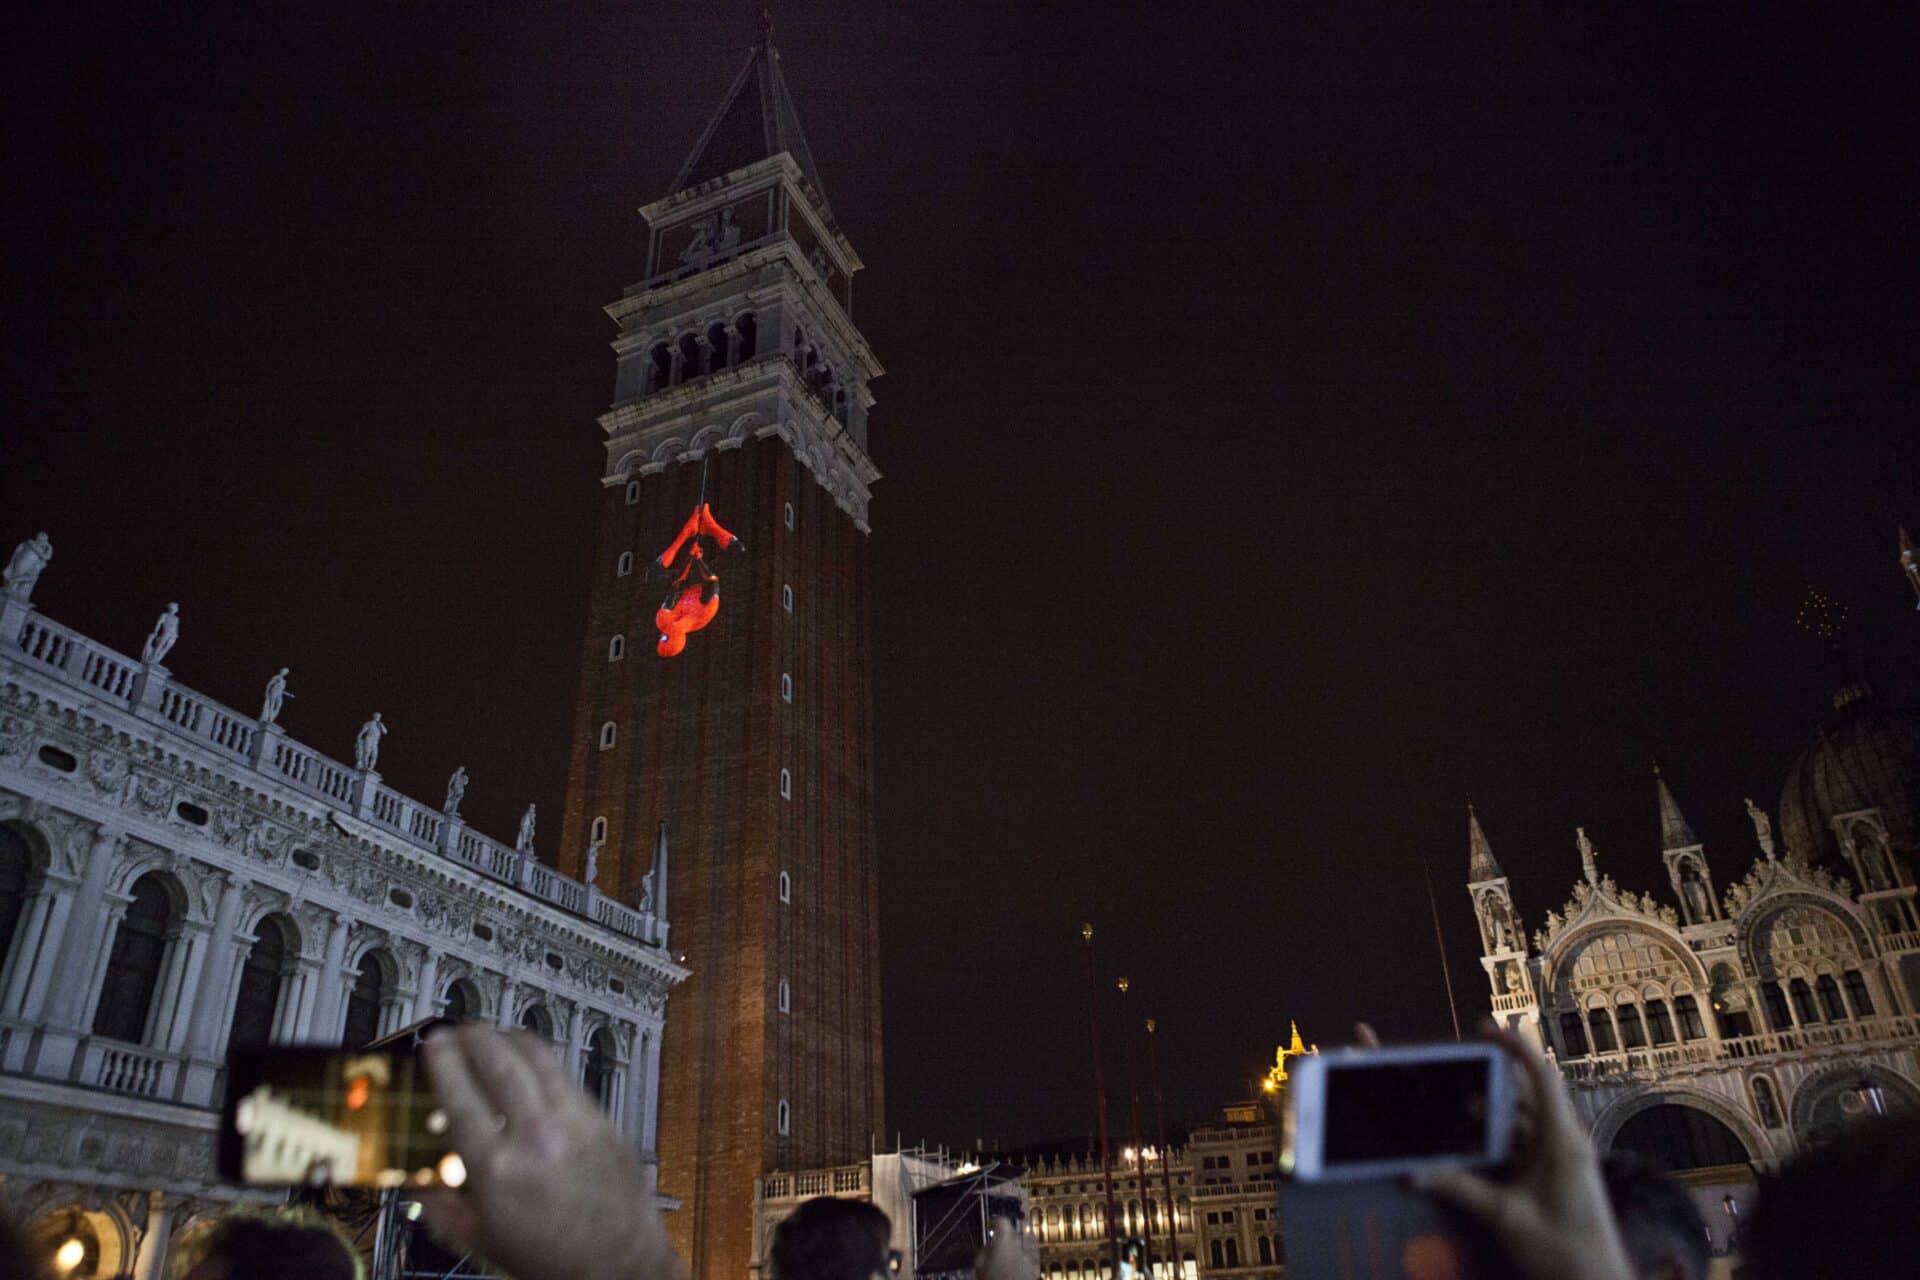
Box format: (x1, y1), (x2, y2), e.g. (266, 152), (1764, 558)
(0, 537), (686, 1277)
(1467, 680), (1920, 1255)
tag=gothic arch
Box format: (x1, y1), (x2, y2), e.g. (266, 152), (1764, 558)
(1737, 893), (1873, 976)
(1788, 1062), (1920, 1142)
(1590, 1086), (1777, 1164)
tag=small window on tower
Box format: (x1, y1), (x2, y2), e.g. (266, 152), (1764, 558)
(625, 479), (641, 506)
(784, 501), (795, 531)
(781, 672), (792, 703)
(591, 816), (608, 844)
(778, 870), (791, 903)
(617, 552), (634, 577)
(778, 979), (791, 1014)
(777, 1098), (790, 1136)
(599, 722), (617, 750)
(780, 768), (792, 800)
(782, 584), (793, 613)
(609, 634), (626, 661)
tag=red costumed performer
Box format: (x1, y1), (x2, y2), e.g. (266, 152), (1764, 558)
(654, 503), (741, 657)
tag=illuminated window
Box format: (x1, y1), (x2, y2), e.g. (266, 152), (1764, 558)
(778, 979), (791, 1013)
(617, 552), (634, 577)
(781, 672), (792, 703)
(777, 1098), (790, 1135)
(609, 634), (625, 661)
(591, 817), (608, 844)
(784, 501), (795, 530)
(778, 870), (791, 903)
(780, 768), (792, 800)
(782, 584), (793, 613)
(625, 480), (640, 505)
(599, 722), (617, 750)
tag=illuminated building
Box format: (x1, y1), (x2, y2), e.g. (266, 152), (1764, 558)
(1468, 658), (1920, 1252)
(0, 562), (684, 1276)
(555, 24), (886, 1280)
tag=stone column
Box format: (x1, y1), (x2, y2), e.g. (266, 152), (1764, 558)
(181, 874), (247, 1105)
(42, 827), (123, 1029)
(565, 1001), (587, 1077)
(149, 918), (212, 1053)
(413, 947), (441, 1024)
(71, 895), (131, 1038)
(495, 977), (519, 1030)
(639, 1024), (663, 1155)
(131, 1192), (178, 1280)
(299, 911), (351, 1043)
(0, 874), (67, 1015)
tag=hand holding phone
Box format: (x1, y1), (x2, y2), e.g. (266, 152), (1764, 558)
(1287, 1041), (1514, 1182)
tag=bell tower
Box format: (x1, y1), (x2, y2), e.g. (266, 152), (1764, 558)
(558, 28), (885, 1280)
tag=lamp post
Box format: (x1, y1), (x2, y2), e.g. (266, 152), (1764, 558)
(1145, 1017), (1180, 1280)
(1116, 978), (1154, 1280)
(1083, 924), (1123, 1280)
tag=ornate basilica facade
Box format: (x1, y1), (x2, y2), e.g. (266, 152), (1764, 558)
(1468, 671), (1920, 1249)
(0, 554), (685, 1276)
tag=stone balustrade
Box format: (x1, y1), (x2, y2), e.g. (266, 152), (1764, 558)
(6, 604), (660, 946)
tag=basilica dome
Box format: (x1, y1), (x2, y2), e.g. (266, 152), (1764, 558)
(1778, 681), (1920, 870)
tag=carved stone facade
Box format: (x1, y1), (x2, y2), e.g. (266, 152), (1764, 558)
(1467, 693), (1920, 1255)
(0, 572), (685, 1277)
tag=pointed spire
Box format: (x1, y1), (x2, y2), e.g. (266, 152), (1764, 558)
(671, 26), (832, 218)
(1654, 762), (1698, 850)
(652, 820), (670, 926)
(1901, 524), (1920, 608)
(1468, 803), (1502, 881)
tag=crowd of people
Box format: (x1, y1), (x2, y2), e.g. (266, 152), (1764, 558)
(0, 1021), (1910, 1279)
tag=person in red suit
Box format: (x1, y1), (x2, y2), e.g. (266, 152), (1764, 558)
(654, 503), (741, 657)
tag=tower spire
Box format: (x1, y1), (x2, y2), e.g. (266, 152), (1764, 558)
(1467, 802), (1502, 881)
(1654, 762), (1697, 850)
(671, 20), (831, 218)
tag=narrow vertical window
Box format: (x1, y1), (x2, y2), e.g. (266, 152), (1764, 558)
(778, 871), (791, 903)
(599, 722), (617, 750)
(779, 768), (792, 800)
(784, 501), (795, 530)
(609, 634), (625, 661)
(778, 979), (791, 1013)
(591, 816), (608, 844)
(625, 480), (641, 505)
(782, 584), (793, 613)
(617, 552), (634, 577)
(780, 672), (792, 703)
(777, 1098), (790, 1135)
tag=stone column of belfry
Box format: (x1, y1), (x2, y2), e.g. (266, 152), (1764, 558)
(557, 29), (885, 1280)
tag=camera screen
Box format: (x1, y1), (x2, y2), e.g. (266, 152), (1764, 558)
(1321, 1057), (1491, 1166)
(220, 1046), (457, 1188)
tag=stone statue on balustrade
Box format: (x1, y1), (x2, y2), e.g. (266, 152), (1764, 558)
(260, 668), (292, 726)
(141, 602), (180, 667)
(638, 865), (654, 914)
(516, 803), (537, 853)
(3, 533), (52, 602)
(583, 838), (600, 890)
(1745, 797), (1776, 858)
(354, 712), (388, 771)
(444, 766), (468, 818)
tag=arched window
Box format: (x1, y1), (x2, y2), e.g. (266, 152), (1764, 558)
(1843, 968), (1875, 1016)
(1788, 977), (1819, 1024)
(617, 551), (634, 577)
(777, 1098), (790, 1135)
(1815, 973), (1847, 1021)
(519, 1003), (554, 1040)
(1617, 1003), (1646, 1049)
(1208, 1243), (1223, 1271)
(778, 978), (791, 1013)
(1223, 1240), (1240, 1268)
(0, 827), (32, 986)
(93, 874), (175, 1044)
(1750, 1075), (1782, 1128)
(736, 313), (757, 360)
(781, 672), (792, 703)
(625, 479), (641, 505)
(648, 343), (671, 393)
(677, 334), (701, 383)
(1645, 999), (1675, 1045)
(779, 768), (791, 799)
(1610, 1104), (1751, 1173)
(1675, 994), (1706, 1040)
(591, 816), (608, 845)
(1257, 1237), (1273, 1265)
(782, 583), (793, 613)
(778, 870), (791, 903)
(1557, 1012), (1589, 1056)
(343, 949), (393, 1048)
(784, 500), (795, 531)
(609, 634), (626, 661)
(229, 913), (294, 1049)
(1587, 1007), (1617, 1053)
(442, 978), (480, 1023)
(1760, 981), (1791, 1030)
(707, 322), (729, 373)
(599, 721), (617, 750)
(583, 1026), (616, 1105)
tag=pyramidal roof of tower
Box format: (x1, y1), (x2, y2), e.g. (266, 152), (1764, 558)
(671, 35), (832, 220)
(1654, 763), (1698, 849)
(1468, 804), (1502, 881)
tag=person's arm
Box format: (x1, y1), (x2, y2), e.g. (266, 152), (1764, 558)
(421, 1025), (686, 1280)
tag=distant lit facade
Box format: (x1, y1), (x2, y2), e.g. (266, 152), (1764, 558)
(1018, 1145), (1197, 1280)
(1186, 1104), (1282, 1280)
(1468, 671), (1920, 1253)
(0, 563), (683, 1276)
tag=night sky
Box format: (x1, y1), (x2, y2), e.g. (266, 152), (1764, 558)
(6, 3), (1917, 1150)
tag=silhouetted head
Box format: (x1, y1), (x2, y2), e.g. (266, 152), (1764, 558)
(769, 1196), (892, 1280)
(1599, 1152), (1709, 1280)
(1740, 1113), (1920, 1280)
(169, 1209), (361, 1280)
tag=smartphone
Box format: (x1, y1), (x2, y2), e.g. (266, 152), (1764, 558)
(1286, 1042), (1513, 1182)
(218, 1044), (458, 1188)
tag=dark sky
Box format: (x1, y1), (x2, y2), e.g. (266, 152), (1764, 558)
(6, 3), (1917, 1148)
